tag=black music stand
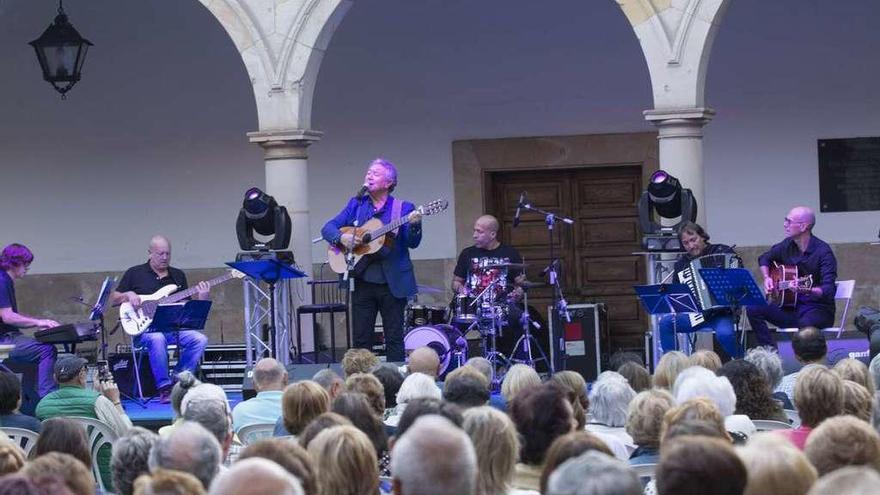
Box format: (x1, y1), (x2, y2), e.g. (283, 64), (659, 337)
(91, 276), (115, 361)
(698, 268), (766, 351)
(635, 283), (700, 355)
(228, 260), (307, 359)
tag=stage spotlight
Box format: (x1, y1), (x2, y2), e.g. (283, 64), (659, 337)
(236, 187), (292, 251)
(638, 170), (697, 251)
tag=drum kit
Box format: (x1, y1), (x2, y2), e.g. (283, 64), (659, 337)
(403, 261), (549, 385)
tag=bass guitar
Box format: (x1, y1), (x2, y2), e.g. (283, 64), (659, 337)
(119, 269), (245, 336)
(327, 199), (448, 275)
(768, 261), (813, 308)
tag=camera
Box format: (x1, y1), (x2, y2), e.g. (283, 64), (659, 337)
(854, 306), (880, 360)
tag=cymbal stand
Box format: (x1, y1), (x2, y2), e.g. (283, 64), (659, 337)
(471, 279), (510, 389)
(509, 288), (549, 371)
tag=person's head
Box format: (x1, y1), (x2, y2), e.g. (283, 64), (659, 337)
(462, 406), (519, 495)
(550, 371), (589, 429)
(673, 366), (736, 417)
(540, 432), (615, 494)
(840, 380), (873, 422)
(509, 382), (575, 466)
(589, 372), (636, 427)
(784, 206), (815, 239)
(252, 358), (288, 392)
(677, 222), (710, 258)
(341, 349), (379, 379)
(792, 327), (827, 364)
(391, 415), (476, 495)
(609, 351), (644, 371)
(0, 244), (33, 279)
(657, 437), (747, 495)
(869, 354), (880, 392)
(660, 398), (730, 444)
(372, 365), (404, 409)
(394, 397), (464, 439)
(23, 452), (94, 495)
(297, 411), (352, 449)
(873, 393), (880, 435)
(239, 439), (315, 495)
(545, 451), (642, 495)
(617, 361), (651, 393)
(744, 347), (785, 390)
(396, 372), (441, 405)
(688, 350), (722, 372)
(308, 425), (378, 495)
(344, 373), (386, 418)
(0, 473), (72, 495)
(653, 351), (690, 389)
(365, 158), (398, 194)
(181, 395), (232, 457)
(0, 443), (26, 476)
(169, 370), (201, 418)
(464, 357), (493, 384)
(625, 388), (675, 450)
(805, 415), (880, 476)
(807, 466), (880, 495)
(209, 458), (304, 495)
(717, 359), (782, 420)
(0, 372), (23, 414)
(53, 356), (88, 387)
(148, 421), (222, 490)
(737, 432), (817, 495)
(147, 235), (172, 272)
(500, 363), (541, 403)
(311, 368), (344, 401)
(793, 364), (844, 427)
(331, 392), (388, 455)
(407, 347), (440, 378)
(111, 426), (160, 495)
(133, 468), (206, 495)
(443, 366), (489, 409)
(472, 215), (500, 249)
(282, 380), (330, 435)
(31, 417), (91, 469)
(833, 358), (876, 393)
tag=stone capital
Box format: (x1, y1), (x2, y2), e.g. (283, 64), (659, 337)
(643, 107), (715, 139)
(247, 129), (324, 160)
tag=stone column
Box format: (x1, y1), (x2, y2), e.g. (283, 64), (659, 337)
(248, 129), (323, 353)
(643, 108), (715, 227)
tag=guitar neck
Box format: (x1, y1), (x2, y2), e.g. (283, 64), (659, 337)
(159, 272), (233, 304)
(370, 211), (413, 238)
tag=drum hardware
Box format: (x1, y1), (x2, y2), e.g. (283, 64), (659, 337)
(508, 287), (550, 370)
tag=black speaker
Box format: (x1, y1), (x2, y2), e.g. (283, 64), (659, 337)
(2, 360), (38, 416)
(109, 353), (156, 397)
(549, 304), (604, 381)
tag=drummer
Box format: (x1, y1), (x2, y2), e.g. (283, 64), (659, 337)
(452, 215), (525, 309)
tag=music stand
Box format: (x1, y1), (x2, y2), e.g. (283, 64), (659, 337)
(635, 283), (700, 355)
(698, 268), (767, 351)
(91, 276), (115, 361)
(228, 260), (307, 359)
(150, 301), (212, 332)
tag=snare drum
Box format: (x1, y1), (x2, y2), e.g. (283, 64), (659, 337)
(404, 324), (468, 377)
(405, 305), (448, 328)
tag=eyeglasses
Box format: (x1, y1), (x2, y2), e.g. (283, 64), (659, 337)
(783, 218), (805, 226)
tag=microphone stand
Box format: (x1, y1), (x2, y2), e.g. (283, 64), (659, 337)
(518, 200), (574, 372)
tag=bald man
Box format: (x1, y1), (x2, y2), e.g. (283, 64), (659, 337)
(746, 206), (838, 347)
(111, 235), (210, 402)
(232, 357), (287, 432)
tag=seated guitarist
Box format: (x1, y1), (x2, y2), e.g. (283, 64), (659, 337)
(746, 206), (837, 347)
(321, 158), (422, 362)
(109, 235), (210, 403)
(659, 222), (743, 359)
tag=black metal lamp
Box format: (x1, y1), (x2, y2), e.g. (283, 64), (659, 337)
(29, 0), (93, 99)
(638, 170), (698, 251)
(236, 187), (292, 251)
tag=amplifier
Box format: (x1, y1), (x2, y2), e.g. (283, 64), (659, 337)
(109, 353), (156, 398)
(549, 304), (605, 382)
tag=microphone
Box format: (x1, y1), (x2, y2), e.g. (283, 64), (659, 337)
(513, 192), (525, 228)
(356, 184), (368, 198)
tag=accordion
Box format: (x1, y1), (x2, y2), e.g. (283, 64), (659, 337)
(677, 252), (741, 327)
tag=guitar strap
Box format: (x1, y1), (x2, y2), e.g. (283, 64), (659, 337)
(390, 197), (403, 236)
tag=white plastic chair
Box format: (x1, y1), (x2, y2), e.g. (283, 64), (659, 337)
(752, 419), (793, 431)
(70, 416), (118, 493)
(237, 422), (276, 446)
(631, 463), (657, 478)
(776, 280), (855, 338)
(1, 427), (39, 456)
(784, 409), (801, 428)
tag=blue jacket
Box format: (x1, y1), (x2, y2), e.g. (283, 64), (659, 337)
(322, 195), (422, 298)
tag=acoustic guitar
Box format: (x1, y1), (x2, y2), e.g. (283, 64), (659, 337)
(327, 199), (448, 274)
(768, 261), (813, 308)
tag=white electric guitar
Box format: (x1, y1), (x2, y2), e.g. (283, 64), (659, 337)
(119, 269), (245, 336)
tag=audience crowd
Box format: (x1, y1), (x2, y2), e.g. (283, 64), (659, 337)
(2, 328), (880, 495)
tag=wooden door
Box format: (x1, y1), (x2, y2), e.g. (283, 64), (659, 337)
(490, 166), (647, 352)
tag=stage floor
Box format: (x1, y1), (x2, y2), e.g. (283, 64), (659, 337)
(123, 391), (243, 431)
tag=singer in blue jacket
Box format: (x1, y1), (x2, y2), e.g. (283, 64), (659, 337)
(322, 158), (422, 361)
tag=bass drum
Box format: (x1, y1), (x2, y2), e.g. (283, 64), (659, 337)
(404, 324), (468, 377)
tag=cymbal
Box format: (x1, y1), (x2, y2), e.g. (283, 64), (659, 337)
(484, 262), (528, 268)
(416, 284), (445, 294)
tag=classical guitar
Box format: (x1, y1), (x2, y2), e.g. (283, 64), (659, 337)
(119, 269), (245, 336)
(327, 199), (449, 274)
(768, 261), (813, 308)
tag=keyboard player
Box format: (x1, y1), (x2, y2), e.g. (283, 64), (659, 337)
(658, 223), (744, 359)
(0, 244), (60, 397)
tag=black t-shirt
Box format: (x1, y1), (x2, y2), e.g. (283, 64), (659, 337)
(116, 262), (189, 296)
(0, 271), (17, 334)
(454, 244), (524, 295)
